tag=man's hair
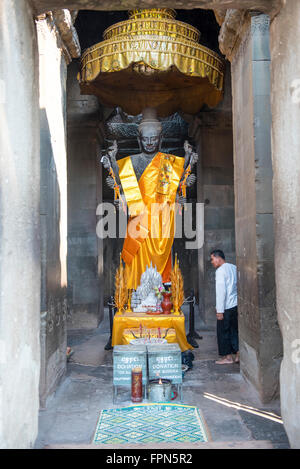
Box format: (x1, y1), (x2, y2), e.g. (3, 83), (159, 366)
(210, 249), (225, 260)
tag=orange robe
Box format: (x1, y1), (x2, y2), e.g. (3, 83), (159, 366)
(117, 152), (184, 289)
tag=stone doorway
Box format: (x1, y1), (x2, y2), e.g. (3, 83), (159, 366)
(45, 5), (280, 425)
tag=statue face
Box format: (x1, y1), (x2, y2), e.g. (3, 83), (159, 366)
(138, 124), (162, 155)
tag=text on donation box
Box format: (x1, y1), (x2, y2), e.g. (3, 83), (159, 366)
(148, 347), (182, 384)
(113, 347), (147, 385)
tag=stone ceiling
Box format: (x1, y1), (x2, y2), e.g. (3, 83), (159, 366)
(32, 0), (282, 18)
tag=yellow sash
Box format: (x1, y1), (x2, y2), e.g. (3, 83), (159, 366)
(117, 157), (145, 216)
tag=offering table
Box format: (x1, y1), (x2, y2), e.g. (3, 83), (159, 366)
(112, 312), (193, 352)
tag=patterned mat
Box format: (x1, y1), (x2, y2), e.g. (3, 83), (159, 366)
(93, 404), (210, 444)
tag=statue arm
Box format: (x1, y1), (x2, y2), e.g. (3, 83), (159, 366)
(100, 140), (121, 187)
(183, 140), (198, 173)
(101, 141), (126, 211)
(177, 141), (198, 204)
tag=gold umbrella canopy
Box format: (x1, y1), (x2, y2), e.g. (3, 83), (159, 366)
(78, 9), (225, 117)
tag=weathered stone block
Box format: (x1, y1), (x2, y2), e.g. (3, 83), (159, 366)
(73, 277), (100, 304)
(253, 94), (271, 138)
(68, 234), (97, 257)
(252, 60), (271, 96)
(204, 185), (234, 207)
(67, 303), (101, 329)
(256, 214), (274, 260)
(203, 167), (234, 185)
(204, 229), (235, 256)
(205, 207), (235, 230)
(202, 129), (233, 168)
(70, 208), (97, 232)
(257, 261), (276, 308)
(69, 182), (97, 210)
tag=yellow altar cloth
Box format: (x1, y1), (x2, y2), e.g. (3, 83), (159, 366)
(112, 312), (193, 352)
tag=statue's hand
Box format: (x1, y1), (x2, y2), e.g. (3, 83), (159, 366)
(177, 194), (187, 206)
(190, 151), (198, 167)
(107, 140), (118, 161)
(101, 155), (111, 170)
(106, 175), (115, 189)
(183, 140), (198, 169)
(114, 199), (122, 211)
(114, 194), (127, 212)
(100, 140), (118, 169)
(184, 140), (192, 156)
(184, 140), (192, 167)
(186, 174), (196, 187)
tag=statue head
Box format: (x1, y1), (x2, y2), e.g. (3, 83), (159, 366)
(138, 107), (162, 155)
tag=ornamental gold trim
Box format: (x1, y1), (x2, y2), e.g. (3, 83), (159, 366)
(80, 37), (224, 90)
(103, 18), (200, 43)
(128, 9), (176, 20)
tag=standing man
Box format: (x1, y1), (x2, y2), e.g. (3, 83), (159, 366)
(210, 250), (239, 365)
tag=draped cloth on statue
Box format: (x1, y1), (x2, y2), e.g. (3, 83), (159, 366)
(117, 152), (184, 289)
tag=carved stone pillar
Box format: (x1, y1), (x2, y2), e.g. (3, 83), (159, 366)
(231, 13), (282, 402)
(0, 0), (40, 448)
(270, 0), (300, 448)
(67, 60), (104, 328)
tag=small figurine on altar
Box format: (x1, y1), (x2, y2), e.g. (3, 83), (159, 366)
(132, 263), (163, 312)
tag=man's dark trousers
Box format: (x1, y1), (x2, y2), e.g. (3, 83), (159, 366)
(217, 306), (239, 356)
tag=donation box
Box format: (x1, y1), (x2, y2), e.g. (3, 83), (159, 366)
(147, 343), (182, 384)
(113, 345), (147, 386)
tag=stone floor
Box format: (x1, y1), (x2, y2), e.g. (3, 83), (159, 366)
(35, 309), (290, 449)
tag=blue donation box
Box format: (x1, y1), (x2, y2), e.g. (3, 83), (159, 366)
(147, 343), (182, 384)
(113, 345), (147, 386)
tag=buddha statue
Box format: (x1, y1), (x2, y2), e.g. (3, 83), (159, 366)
(101, 107), (198, 290)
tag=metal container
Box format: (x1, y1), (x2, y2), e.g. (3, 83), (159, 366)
(148, 378), (172, 402)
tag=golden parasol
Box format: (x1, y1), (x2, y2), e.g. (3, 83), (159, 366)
(78, 9), (225, 116)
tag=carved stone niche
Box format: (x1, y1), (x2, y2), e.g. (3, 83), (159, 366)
(215, 3), (276, 62)
(218, 9), (248, 61)
(36, 9), (81, 64)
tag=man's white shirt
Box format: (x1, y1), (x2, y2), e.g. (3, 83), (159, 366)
(215, 262), (237, 313)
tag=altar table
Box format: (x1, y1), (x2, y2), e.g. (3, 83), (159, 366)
(111, 312), (193, 352)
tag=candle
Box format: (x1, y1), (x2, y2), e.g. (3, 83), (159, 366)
(131, 367), (143, 402)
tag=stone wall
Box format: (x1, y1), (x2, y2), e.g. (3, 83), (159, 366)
(190, 63), (235, 326)
(270, 0), (300, 448)
(231, 14), (282, 402)
(0, 0), (40, 448)
(67, 60), (104, 329)
(37, 17), (69, 407)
